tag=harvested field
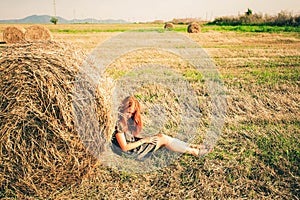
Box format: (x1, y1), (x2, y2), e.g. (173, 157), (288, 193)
(0, 24), (299, 199)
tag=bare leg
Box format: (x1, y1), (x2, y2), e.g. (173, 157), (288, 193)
(155, 133), (212, 156)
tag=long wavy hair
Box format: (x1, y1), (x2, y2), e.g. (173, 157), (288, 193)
(117, 96), (142, 136)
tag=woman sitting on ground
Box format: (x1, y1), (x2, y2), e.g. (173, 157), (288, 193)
(111, 96), (213, 160)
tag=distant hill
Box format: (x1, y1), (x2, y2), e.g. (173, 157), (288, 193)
(0, 15), (128, 24)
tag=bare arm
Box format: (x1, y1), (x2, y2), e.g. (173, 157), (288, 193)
(115, 132), (157, 152)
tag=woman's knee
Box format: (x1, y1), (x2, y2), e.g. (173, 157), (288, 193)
(157, 133), (168, 139)
(157, 133), (164, 138)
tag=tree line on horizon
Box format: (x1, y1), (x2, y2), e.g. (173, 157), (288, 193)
(149, 9), (300, 27)
(208, 9), (300, 27)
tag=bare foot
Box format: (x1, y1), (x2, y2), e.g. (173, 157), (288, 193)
(190, 144), (212, 150)
(197, 147), (213, 157)
(189, 144), (213, 157)
(189, 144), (206, 149)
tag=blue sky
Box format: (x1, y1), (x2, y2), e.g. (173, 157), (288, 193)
(1, 0), (300, 22)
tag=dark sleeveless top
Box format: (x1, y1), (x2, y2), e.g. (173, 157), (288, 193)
(111, 123), (157, 161)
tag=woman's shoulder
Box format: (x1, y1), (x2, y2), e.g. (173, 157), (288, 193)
(115, 121), (125, 132)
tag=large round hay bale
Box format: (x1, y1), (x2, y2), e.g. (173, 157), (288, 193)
(3, 26), (26, 43)
(187, 22), (201, 33)
(24, 25), (52, 42)
(164, 22), (175, 30)
(0, 41), (113, 198)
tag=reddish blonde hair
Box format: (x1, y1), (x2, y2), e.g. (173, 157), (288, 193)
(117, 96), (142, 136)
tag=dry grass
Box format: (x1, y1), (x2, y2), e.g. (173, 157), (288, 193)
(187, 31), (300, 123)
(54, 32), (117, 52)
(0, 24), (299, 199)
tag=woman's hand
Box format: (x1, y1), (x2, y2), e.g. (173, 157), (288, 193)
(141, 136), (158, 144)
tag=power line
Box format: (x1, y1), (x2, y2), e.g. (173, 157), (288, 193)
(53, 0), (57, 17)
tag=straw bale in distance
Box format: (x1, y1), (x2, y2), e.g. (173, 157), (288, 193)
(164, 22), (175, 30)
(25, 25), (52, 42)
(2, 26), (26, 43)
(0, 41), (113, 198)
(187, 22), (201, 33)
